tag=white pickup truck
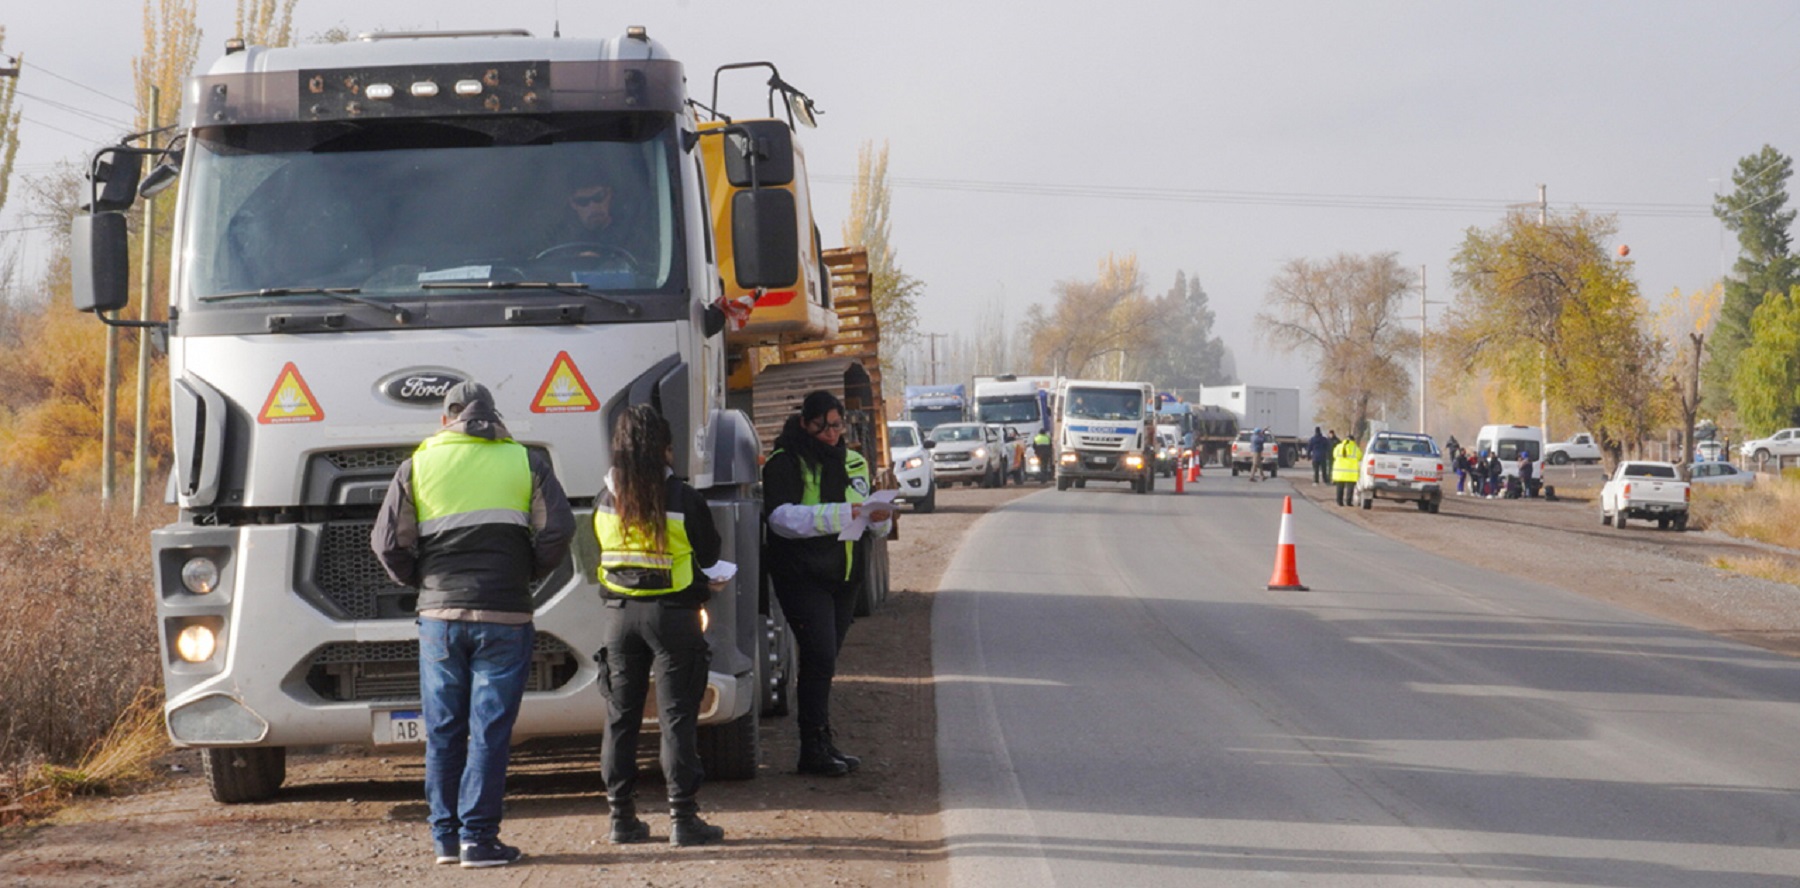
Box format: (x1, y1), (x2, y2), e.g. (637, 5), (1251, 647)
(1543, 432), (1602, 465)
(1230, 430), (1280, 477)
(1356, 431), (1445, 513)
(1600, 461), (1690, 531)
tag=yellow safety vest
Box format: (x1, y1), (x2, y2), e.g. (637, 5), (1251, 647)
(1331, 439), (1363, 483)
(592, 491), (695, 596)
(411, 431), (532, 536)
(772, 446), (871, 581)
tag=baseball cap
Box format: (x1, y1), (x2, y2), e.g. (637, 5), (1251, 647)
(443, 381), (496, 417)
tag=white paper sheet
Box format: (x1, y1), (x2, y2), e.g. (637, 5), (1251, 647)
(837, 489), (899, 541)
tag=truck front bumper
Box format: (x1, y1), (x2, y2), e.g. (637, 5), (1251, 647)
(1058, 449), (1147, 481)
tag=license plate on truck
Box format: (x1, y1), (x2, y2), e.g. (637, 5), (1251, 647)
(378, 710), (425, 745)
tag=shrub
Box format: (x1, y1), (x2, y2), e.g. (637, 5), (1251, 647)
(0, 496), (170, 801)
(1691, 473), (1800, 549)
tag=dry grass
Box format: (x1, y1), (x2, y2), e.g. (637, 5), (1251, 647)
(0, 495), (173, 822)
(1691, 473), (1800, 547)
(1711, 555), (1800, 587)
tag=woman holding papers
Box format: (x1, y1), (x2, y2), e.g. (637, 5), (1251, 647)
(592, 405), (730, 846)
(763, 390), (894, 777)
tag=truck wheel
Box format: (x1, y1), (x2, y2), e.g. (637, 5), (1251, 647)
(1614, 512), (1628, 530)
(1428, 499), (1441, 514)
(1675, 514), (1689, 531)
(1657, 517), (1670, 530)
(855, 535), (890, 617)
(1360, 491), (1373, 510)
(202, 746), (287, 804)
(915, 483), (937, 514)
(1550, 452), (1569, 465)
(1416, 499), (1430, 512)
(1057, 475), (1071, 491)
(1269, 464), (1278, 478)
(696, 709), (759, 781)
(1231, 464), (1240, 477)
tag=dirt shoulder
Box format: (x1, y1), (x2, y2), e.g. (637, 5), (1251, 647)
(0, 485), (1036, 888)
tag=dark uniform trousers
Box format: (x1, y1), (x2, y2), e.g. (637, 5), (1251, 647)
(596, 597), (711, 809)
(773, 574), (859, 731)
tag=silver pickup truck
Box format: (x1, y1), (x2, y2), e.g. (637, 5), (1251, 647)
(1600, 460), (1689, 530)
(1355, 431), (1445, 513)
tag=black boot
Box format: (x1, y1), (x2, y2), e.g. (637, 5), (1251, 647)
(797, 726), (850, 777)
(823, 725), (861, 772)
(669, 805), (725, 847)
(608, 798), (650, 844)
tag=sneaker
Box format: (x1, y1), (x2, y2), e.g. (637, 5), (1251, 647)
(433, 836), (459, 865)
(460, 839), (523, 868)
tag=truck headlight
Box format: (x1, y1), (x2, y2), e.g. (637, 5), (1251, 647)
(903, 456), (924, 470)
(175, 623), (217, 663)
(1125, 454), (1144, 468)
(181, 557), (220, 595)
(1059, 452), (1077, 464)
(973, 447), (987, 459)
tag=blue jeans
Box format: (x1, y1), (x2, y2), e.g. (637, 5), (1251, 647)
(419, 617), (533, 847)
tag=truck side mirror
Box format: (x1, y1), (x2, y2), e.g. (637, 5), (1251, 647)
(731, 189), (799, 288)
(91, 148), (143, 212)
(923, 439), (936, 450)
(71, 210), (132, 314)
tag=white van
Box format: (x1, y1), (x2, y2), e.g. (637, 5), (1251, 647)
(1474, 424), (1546, 479)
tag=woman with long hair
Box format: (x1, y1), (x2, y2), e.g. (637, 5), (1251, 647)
(593, 404), (728, 846)
(763, 390), (893, 777)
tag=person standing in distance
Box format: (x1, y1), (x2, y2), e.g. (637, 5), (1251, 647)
(1308, 426), (1330, 486)
(1248, 426), (1267, 482)
(372, 382), (575, 868)
(593, 405), (729, 847)
(1332, 429), (1363, 507)
(764, 391), (893, 777)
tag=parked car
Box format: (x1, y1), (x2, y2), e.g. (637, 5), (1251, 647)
(1600, 460), (1690, 531)
(928, 422), (1006, 488)
(1695, 440), (1725, 462)
(1688, 460), (1755, 489)
(1740, 428), (1800, 463)
(1542, 432), (1602, 465)
(1355, 430), (1445, 513)
(887, 421), (937, 512)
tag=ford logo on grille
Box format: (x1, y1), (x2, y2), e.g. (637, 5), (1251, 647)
(380, 370), (466, 406)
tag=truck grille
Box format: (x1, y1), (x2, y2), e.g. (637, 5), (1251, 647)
(313, 520), (415, 619)
(321, 447), (410, 471)
(303, 634), (581, 701)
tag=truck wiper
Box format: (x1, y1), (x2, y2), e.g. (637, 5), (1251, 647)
(420, 280), (640, 316)
(201, 287), (411, 323)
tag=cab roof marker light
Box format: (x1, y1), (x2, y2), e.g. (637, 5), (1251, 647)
(365, 83), (396, 100)
(454, 80), (483, 96)
(410, 81), (439, 98)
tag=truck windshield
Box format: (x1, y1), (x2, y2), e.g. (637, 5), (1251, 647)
(911, 408), (963, 432)
(178, 113), (682, 316)
(977, 395), (1041, 424)
(1065, 388), (1143, 421)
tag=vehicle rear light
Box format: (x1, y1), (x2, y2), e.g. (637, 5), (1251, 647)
(1685, 486), (1692, 502)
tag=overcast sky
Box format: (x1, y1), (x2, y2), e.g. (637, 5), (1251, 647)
(6, 1), (1797, 407)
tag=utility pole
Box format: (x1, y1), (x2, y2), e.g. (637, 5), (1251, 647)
(1538, 184), (1550, 444)
(132, 86), (159, 517)
(924, 332), (949, 385)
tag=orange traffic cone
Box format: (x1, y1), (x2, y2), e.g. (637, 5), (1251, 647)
(1265, 495), (1308, 591)
(1175, 460), (1185, 493)
(1188, 461), (1201, 482)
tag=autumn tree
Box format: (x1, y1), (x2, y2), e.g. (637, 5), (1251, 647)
(1137, 270), (1234, 396)
(1257, 252), (1417, 440)
(842, 140), (922, 348)
(1706, 145), (1798, 415)
(1657, 283), (1723, 471)
(1444, 210), (1665, 469)
(237, 0), (300, 47)
(1731, 288), (1800, 441)
(1024, 253), (1173, 380)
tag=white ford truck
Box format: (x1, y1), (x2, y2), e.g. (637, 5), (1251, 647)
(1600, 461), (1690, 531)
(1355, 431), (1444, 513)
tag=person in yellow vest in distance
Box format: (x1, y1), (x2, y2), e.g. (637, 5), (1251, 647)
(592, 405), (729, 847)
(1332, 429), (1364, 507)
(763, 391), (894, 777)
(371, 381), (575, 868)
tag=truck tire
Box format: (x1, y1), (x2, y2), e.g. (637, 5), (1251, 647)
(1057, 475), (1070, 491)
(1361, 493), (1373, 510)
(1675, 514), (1688, 531)
(696, 708), (758, 780)
(1428, 499), (1441, 514)
(1615, 512), (1628, 530)
(1416, 499), (1430, 512)
(202, 746), (286, 804)
(1550, 452), (1569, 465)
(1269, 463), (1278, 478)
(1231, 464), (1240, 477)
(854, 535), (890, 617)
(915, 483), (936, 514)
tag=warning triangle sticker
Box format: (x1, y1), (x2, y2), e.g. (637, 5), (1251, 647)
(258, 362), (326, 424)
(531, 351), (600, 413)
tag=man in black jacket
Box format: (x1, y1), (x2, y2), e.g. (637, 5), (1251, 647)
(372, 382), (575, 868)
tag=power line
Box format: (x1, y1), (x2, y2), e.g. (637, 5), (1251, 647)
(20, 113), (110, 143)
(15, 89), (134, 129)
(812, 174), (1714, 219)
(19, 60), (137, 110)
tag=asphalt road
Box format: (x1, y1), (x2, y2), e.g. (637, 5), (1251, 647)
(934, 472), (1800, 887)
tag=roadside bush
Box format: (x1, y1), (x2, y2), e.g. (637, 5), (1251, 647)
(0, 496), (170, 806)
(1691, 474), (1800, 549)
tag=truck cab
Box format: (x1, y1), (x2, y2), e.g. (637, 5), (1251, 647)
(1054, 379), (1155, 493)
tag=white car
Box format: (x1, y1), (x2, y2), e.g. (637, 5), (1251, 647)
(887, 421), (936, 512)
(1688, 460), (1755, 489)
(1740, 428), (1800, 463)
